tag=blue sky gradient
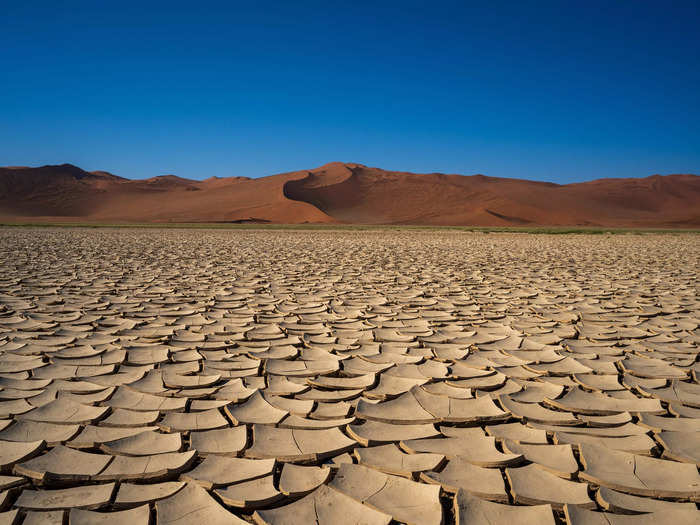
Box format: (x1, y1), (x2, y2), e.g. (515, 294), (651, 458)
(2, 1), (699, 182)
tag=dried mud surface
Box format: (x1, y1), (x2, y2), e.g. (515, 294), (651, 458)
(0, 228), (698, 524)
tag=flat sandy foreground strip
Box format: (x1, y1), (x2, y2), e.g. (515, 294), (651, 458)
(0, 227), (698, 525)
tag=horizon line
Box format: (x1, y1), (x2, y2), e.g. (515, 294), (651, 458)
(2, 161), (698, 186)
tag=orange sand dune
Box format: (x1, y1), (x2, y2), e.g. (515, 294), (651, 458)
(1, 162), (698, 226)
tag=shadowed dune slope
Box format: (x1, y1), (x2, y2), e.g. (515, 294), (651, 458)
(0, 164), (333, 224)
(1, 162), (699, 226)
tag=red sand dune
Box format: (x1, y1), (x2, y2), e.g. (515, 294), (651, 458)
(1, 162), (698, 227)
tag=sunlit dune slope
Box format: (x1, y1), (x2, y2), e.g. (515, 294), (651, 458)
(1, 162), (698, 226)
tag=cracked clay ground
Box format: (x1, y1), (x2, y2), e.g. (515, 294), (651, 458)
(0, 227), (698, 524)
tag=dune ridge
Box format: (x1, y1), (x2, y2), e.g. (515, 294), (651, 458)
(1, 162), (698, 227)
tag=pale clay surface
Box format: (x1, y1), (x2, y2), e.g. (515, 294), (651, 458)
(0, 227), (698, 524)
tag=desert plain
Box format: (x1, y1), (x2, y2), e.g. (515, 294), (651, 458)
(0, 226), (698, 524)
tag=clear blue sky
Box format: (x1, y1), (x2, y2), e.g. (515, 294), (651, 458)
(2, 1), (699, 183)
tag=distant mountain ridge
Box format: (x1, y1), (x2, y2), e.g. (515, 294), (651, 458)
(1, 162), (698, 227)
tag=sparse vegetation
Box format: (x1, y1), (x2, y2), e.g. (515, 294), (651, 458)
(0, 222), (697, 234)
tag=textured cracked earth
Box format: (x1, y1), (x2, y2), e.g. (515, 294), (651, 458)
(0, 227), (698, 524)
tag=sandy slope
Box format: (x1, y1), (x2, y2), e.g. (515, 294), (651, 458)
(0, 164), (332, 224)
(1, 162), (698, 226)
